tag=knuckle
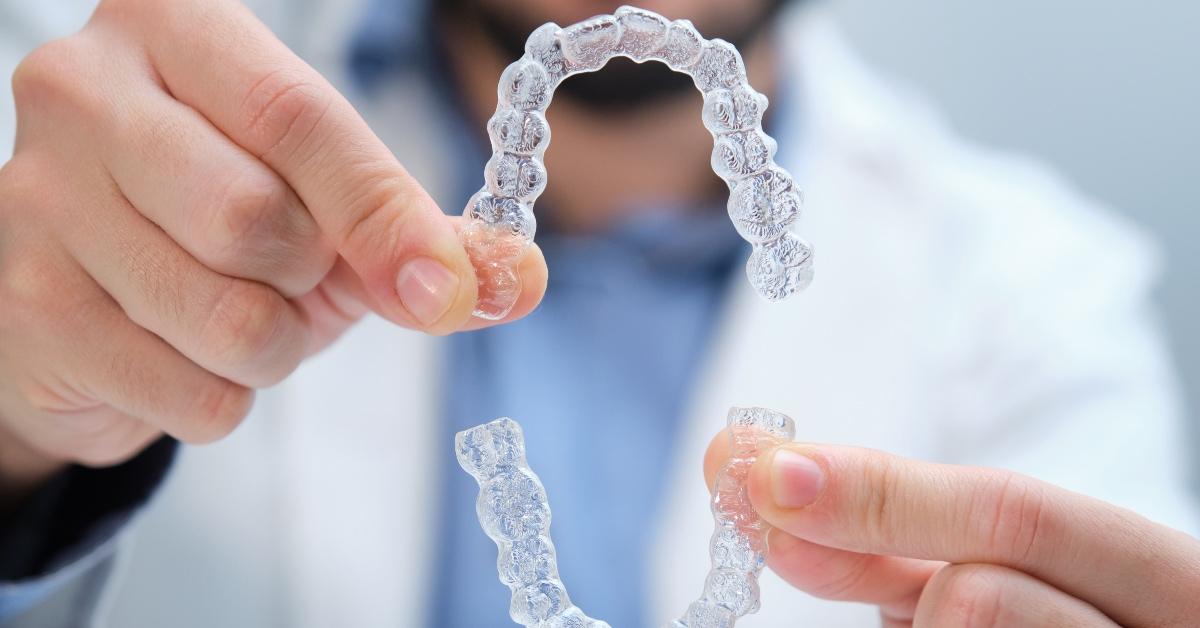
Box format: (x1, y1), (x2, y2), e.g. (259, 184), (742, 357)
(928, 564), (1004, 628)
(189, 381), (254, 443)
(93, 0), (156, 21)
(336, 174), (430, 271)
(12, 37), (93, 113)
(860, 450), (901, 548)
(0, 250), (64, 326)
(202, 172), (290, 265)
(202, 280), (288, 370)
(239, 69), (333, 159)
(976, 472), (1048, 562)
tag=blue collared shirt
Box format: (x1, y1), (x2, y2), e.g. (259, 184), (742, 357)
(436, 208), (744, 626)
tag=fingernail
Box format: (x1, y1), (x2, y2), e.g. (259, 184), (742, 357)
(771, 448), (825, 509)
(396, 257), (459, 326)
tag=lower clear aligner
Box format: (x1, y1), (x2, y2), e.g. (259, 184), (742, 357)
(455, 407), (796, 627)
(461, 5), (814, 321)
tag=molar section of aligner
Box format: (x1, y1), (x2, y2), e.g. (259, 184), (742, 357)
(726, 167), (800, 244)
(486, 152), (548, 202)
(745, 232), (814, 302)
(466, 53), (555, 321)
(488, 109), (551, 156)
(711, 130), (776, 181)
(455, 417), (527, 481)
(702, 87), (768, 136)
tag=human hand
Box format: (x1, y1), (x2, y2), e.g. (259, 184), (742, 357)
(705, 436), (1200, 627)
(0, 0), (547, 494)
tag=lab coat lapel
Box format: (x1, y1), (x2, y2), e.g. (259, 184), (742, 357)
(278, 316), (441, 628)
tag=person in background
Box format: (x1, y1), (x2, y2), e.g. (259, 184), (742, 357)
(1, 0), (1197, 626)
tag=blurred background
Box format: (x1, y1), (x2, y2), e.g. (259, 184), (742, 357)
(5, 1), (1194, 470)
(263, 0), (1200, 481)
(829, 0), (1200, 483)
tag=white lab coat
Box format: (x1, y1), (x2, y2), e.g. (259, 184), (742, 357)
(1, 4), (1194, 628)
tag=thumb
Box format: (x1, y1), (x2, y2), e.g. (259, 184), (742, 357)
(330, 172), (479, 334)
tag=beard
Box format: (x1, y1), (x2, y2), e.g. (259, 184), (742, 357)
(437, 1), (794, 115)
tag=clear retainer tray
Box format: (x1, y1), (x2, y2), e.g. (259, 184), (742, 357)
(461, 5), (814, 320)
(455, 407), (796, 627)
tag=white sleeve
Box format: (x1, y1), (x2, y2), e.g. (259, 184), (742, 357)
(932, 153), (1199, 535)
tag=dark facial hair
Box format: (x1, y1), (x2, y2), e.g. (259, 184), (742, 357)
(437, 1), (793, 115)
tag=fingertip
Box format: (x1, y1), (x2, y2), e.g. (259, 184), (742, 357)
(457, 243), (548, 332)
(747, 445), (778, 515)
(515, 242), (549, 312)
(703, 428), (733, 490)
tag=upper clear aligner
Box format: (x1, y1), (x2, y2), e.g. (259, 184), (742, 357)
(461, 5), (814, 321)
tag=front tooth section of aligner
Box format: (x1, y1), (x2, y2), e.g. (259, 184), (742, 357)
(615, 6), (670, 61)
(651, 19), (705, 70)
(561, 15), (622, 71)
(472, 260), (522, 321)
(525, 23), (574, 85)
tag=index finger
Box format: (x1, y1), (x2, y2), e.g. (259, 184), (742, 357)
(740, 442), (1199, 627)
(115, 0), (499, 332)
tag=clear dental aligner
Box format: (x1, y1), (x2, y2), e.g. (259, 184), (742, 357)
(455, 407), (796, 628)
(672, 406), (796, 628)
(461, 5), (814, 320)
(455, 418), (612, 628)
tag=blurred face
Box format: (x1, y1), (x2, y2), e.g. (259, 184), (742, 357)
(471, 0), (780, 36)
(439, 0), (790, 113)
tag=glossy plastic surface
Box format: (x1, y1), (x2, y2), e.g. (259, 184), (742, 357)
(462, 5), (813, 320)
(456, 407), (795, 627)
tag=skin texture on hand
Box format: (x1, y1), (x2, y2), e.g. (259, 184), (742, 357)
(0, 0), (548, 498)
(704, 432), (1200, 627)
